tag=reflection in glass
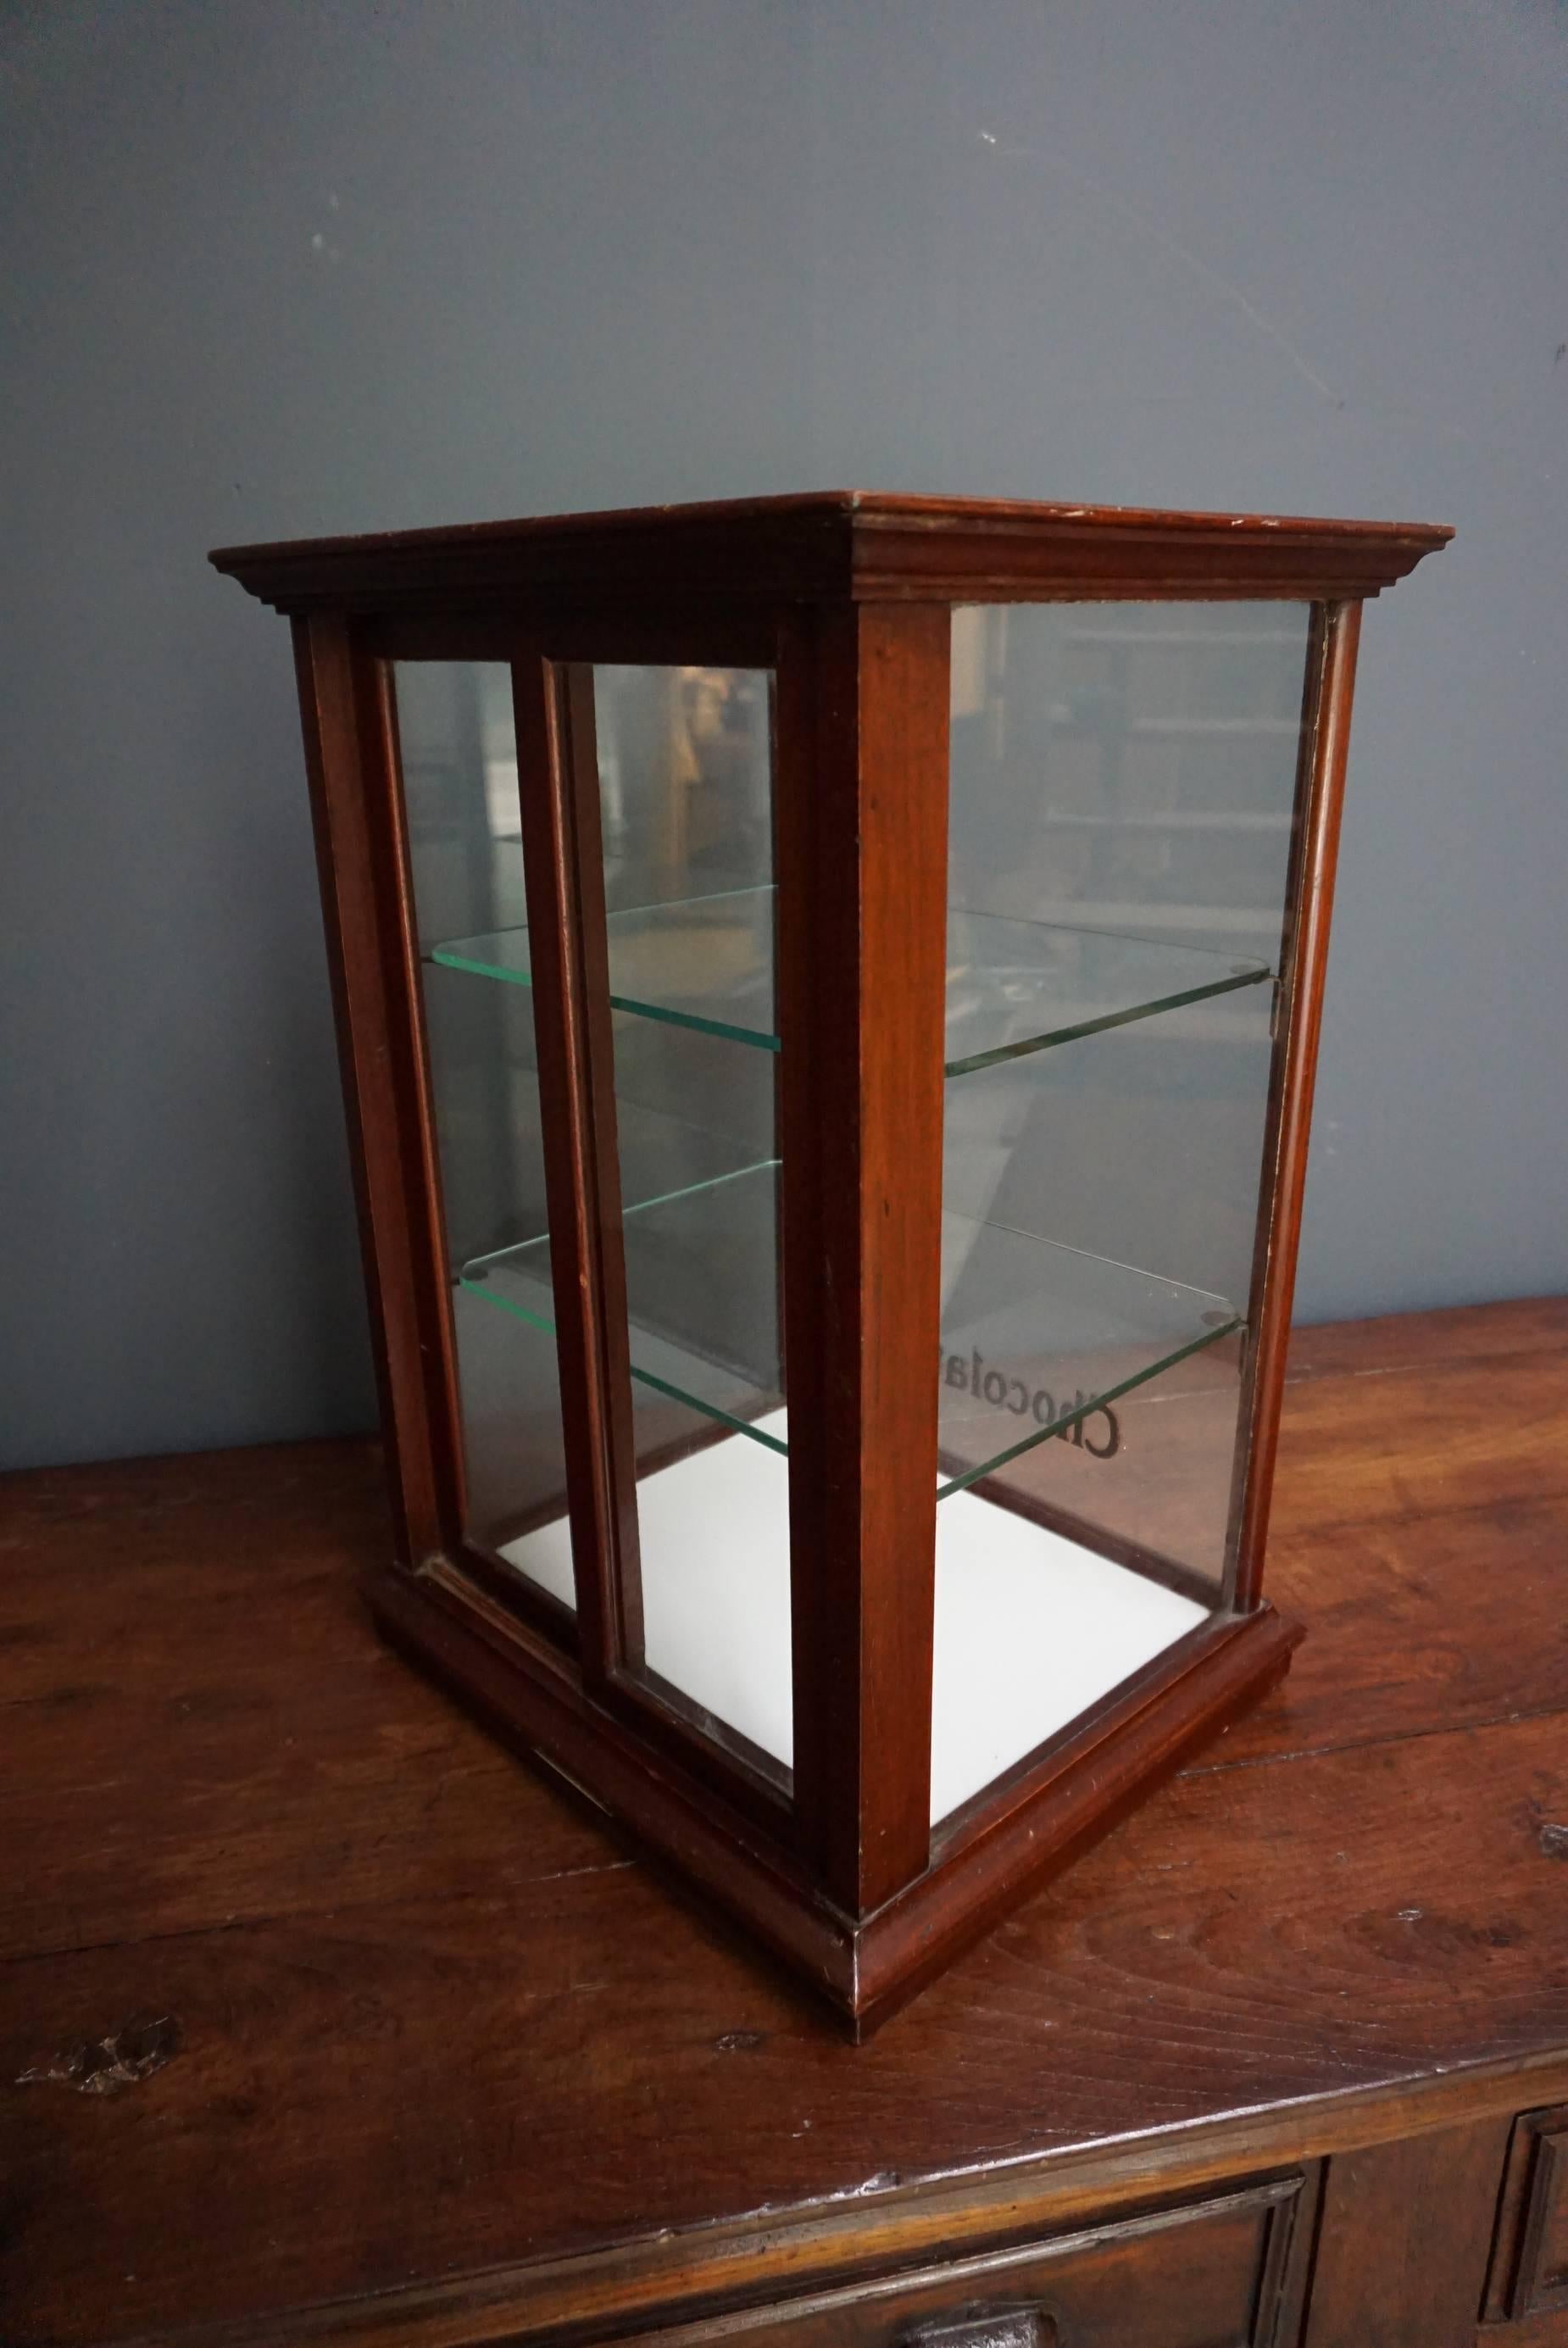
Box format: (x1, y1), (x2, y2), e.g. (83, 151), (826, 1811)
(594, 667), (791, 1773)
(403, 620), (1313, 1825)
(395, 661), (575, 1611)
(931, 603), (1311, 1823)
(450, 665), (792, 1775)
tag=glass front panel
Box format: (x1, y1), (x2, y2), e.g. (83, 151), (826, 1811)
(553, 665), (789, 1773)
(933, 602), (1312, 1826)
(446, 666), (788, 1775)
(593, 665), (789, 1773)
(396, 660), (575, 1613)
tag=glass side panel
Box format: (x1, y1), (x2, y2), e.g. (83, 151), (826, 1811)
(394, 660), (575, 1613)
(932, 600), (1313, 1828)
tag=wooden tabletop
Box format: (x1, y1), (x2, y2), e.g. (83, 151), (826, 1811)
(3, 1298), (1567, 2348)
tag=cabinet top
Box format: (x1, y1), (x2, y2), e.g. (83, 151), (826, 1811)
(210, 488), (1451, 614)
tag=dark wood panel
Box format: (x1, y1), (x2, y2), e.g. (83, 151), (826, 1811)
(1304, 2119), (1511, 2347)
(1486, 2104), (1568, 2321)
(1520, 2157), (1568, 2326)
(625, 2176), (1308, 2348)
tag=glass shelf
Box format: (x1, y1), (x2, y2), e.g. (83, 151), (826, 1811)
(460, 1160), (1241, 1499)
(462, 1155), (787, 1453)
(431, 884), (777, 1052)
(428, 886), (1270, 1077)
(942, 911), (1268, 1076)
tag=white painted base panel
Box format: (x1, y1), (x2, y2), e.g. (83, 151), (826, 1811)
(499, 1410), (1206, 1825)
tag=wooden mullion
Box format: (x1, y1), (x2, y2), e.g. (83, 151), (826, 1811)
(1226, 601), (1363, 1607)
(289, 615), (463, 1568)
(510, 650), (644, 1683)
(779, 601), (951, 1915)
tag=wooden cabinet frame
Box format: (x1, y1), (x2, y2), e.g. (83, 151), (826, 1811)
(214, 492), (1448, 2033)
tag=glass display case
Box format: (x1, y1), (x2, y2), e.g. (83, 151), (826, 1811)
(213, 492), (1448, 2032)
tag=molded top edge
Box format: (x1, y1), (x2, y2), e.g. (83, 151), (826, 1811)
(210, 488), (1452, 575)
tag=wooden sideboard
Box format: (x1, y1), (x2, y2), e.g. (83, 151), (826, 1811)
(3, 1296), (1567, 2348)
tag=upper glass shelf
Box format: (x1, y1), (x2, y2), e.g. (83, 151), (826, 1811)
(427, 885), (1271, 1077)
(942, 911), (1267, 1076)
(459, 1160), (1242, 1501)
(431, 886), (777, 1052)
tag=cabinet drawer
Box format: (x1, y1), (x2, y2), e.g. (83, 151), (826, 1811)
(642, 2175), (1309, 2348)
(1487, 2105), (1568, 2327)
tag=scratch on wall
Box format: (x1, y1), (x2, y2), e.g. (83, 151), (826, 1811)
(976, 129), (1346, 409)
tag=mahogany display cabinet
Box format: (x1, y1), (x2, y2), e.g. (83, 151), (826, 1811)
(212, 492), (1448, 2033)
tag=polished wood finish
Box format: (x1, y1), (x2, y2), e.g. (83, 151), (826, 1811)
(212, 490), (1452, 613)
(289, 615), (459, 1569)
(1227, 601), (1361, 1607)
(214, 495), (1449, 2024)
(509, 650), (643, 1684)
(776, 602), (951, 1914)
(3, 1301), (1567, 2347)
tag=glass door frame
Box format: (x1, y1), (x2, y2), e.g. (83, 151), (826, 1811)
(374, 602), (802, 1848)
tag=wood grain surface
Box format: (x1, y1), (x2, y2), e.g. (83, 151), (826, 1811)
(1303, 2118), (1515, 2348)
(2, 1298), (1566, 2346)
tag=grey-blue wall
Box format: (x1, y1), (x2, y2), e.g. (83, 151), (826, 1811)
(3, 0), (1565, 1472)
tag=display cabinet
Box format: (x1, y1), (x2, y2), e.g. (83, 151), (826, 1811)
(212, 492), (1448, 2032)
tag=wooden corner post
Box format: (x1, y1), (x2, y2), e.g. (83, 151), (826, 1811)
(509, 652), (645, 1688)
(289, 614), (463, 1572)
(776, 601), (953, 1916)
(1228, 599), (1365, 1607)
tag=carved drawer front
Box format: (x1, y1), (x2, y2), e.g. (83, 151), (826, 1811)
(1487, 2106), (1568, 2326)
(640, 2175), (1309, 2348)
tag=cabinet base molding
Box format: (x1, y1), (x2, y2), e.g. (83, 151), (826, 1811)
(371, 1557), (1298, 2034)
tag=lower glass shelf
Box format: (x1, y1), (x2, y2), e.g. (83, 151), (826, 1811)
(459, 1160), (1242, 1499)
